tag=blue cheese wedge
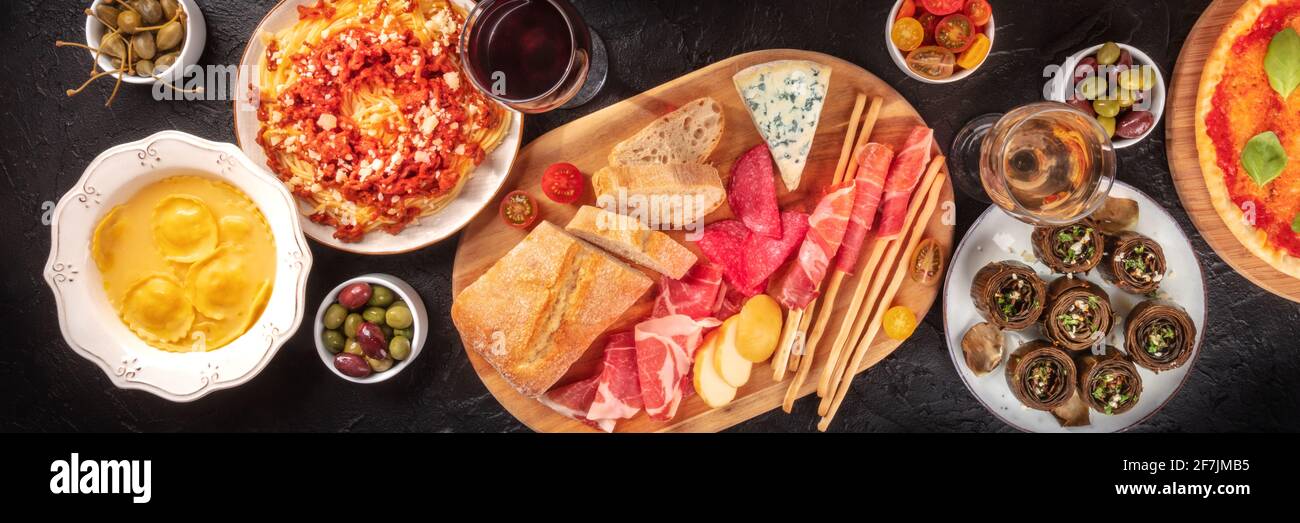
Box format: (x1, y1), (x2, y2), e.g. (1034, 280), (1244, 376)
(733, 60), (831, 191)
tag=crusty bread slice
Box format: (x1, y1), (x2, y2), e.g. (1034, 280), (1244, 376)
(565, 205), (697, 280)
(608, 97), (724, 166)
(451, 222), (652, 398)
(591, 163), (725, 229)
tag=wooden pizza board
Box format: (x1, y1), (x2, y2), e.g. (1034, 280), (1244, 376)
(451, 49), (955, 432)
(1166, 0), (1300, 302)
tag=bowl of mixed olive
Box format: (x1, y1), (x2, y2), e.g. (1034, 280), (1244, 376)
(1051, 42), (1166, 149)
(84, 0), (206, 85)
(315, 274), (429, 383)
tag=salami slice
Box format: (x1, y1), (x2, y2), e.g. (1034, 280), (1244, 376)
(728, 144), (783, 238)
(737, 210), (810, 296)
(695, 219), (751, 292)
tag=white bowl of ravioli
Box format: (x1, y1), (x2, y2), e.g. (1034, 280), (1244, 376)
(45, 131), (313, 402)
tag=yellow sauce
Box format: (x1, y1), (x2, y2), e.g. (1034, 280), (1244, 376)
(92, 174), (276, 351)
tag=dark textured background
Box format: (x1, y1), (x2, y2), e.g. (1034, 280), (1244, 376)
(3, 0), (1297, 433)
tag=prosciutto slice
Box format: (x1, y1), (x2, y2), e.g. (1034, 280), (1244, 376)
(586, 332), (642, 421)
(727, 144), (783, 238)
(876, 127), (933, 240)
(776, 183), (857, 309)
(653, 263), (724, 320)
(635, 315), (720, 421)
(538, 376), (615, 433)
(834, 143), (894, 274)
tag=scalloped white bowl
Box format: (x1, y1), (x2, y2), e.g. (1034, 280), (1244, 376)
(44, 131), (313, 402)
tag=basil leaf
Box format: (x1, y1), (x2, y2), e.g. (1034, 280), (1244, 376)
(1292, 211), (1300, 234)
(1241, 131), (1288, 187)
(1265, 28), (1300, 99)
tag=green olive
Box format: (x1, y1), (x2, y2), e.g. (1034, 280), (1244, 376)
(155, 20), (183, 51)
(99, 32), (127, 58)
(344, 339), (364, 356)
(1096, 42), (1121, 66)
(133, 0), (164, 24)
(131, 31), (156, 60)
(153, 52), (177, 74)
(116, 10), (141, 33)
(1117, 66), (1157, 91)
(323, 304), (348, 330)
(367, 286), (395, 307)
(344, 313), (363, 338)
(385, 305), (413, 329)
(134, 59), (154, 77)
(321, 330), (346, 353)
(1097, 116), (1117, 138)
(362, 306), (387, 325)
(389, 336), (412, 361)
(1076, 76), (1108, 100)
(1116, 89), (1136, 108)
(1093, 99), (1121, 118)
(160, 0), (181, 20)
(366, 356), (394, 372)
(394, 327), (414, 340)
(96, 5), (122, 28)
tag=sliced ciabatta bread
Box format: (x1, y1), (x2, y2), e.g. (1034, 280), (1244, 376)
(591, 163), (725, 229)
(451, 221), (652, 398)
(565, 205), (698, 279)
(608, 97), (724, 166)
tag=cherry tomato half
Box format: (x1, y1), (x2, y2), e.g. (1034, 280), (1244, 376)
(897, 0), (917, 20)
(500, 190), (539, 229)
(919, 0), (963, 16)
(956, 33), (991, 70)
(541, 162), (584, 204)
(935, 13), (976, 53)
(916, 11), (941, 45)
(892, 17), (926, 53)
(906, 46), (956, 80)
(963, 0), (992, 26)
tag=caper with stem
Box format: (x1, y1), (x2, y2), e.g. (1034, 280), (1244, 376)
(95, 5), (121, 28)
(155, 20), (183, 51)
(116, 10), (141, 34)
(132, 0), (163, 24)
(153, 52), (177, 75)
(160, 0), (180, 20)
(132, 31), (156, 60)
(134, 59), (153, 77)
(99, 32), (127, 58)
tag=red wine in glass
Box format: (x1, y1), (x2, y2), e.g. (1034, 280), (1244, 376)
(459, 0), (605, 113)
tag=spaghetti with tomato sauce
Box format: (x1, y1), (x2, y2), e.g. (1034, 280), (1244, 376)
(256, 0), (510, 242)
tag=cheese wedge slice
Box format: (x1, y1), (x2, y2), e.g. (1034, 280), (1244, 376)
(733, 60), (831, 192)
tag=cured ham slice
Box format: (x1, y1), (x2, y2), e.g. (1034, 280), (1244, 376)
(695, 211), (809, 297)
(653, 263), (724, 320)
(586, 332), (642, 421)
(876, 127), (933, 239)
(834, 143), (894, 274)
(727, 144), (783, 238)
(635, 315), (720, 421)
(715, 284), (746, 321)
(538, 376), (615, 433)
(776, 183), (857, 309)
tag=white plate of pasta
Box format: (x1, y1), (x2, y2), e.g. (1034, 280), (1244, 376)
(234, 0), (521, 254)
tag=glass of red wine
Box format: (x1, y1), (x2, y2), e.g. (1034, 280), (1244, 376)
(459, 0), (608, 113)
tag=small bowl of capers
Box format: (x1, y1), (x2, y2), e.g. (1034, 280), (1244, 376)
(315, 274), (429, 384)
(83, 0), (206, 85)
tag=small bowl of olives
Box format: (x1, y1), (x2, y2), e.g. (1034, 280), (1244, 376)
(83, 0), (206, 85)
(315, 274), (428, 383)
(1051, 42), (1166, 149)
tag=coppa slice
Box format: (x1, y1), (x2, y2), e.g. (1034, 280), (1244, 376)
(835, 143), (894, 273)
(586, 332), (643, 421)
(653, 263), (725, 320)
(776, 183), (857, 309)
(876, 127), (934, 239)
(538, 376), (613, 433)
(733, 60), (832, 192)
(635, 315), (719, 421)
(728, 144), (783, 238)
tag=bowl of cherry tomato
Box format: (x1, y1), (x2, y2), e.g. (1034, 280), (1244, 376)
(1050, 42), (1166, 149)
(887, 0), (995, 84)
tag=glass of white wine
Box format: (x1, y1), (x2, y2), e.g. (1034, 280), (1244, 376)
(950, 102), (1116, 225)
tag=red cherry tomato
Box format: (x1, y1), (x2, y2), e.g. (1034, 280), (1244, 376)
(541, 162), (584, 204)
(916, 11), (941, 44)
(500, 190), (539, 229)
(935, 14), (976, 53)
(963, 0), (992, 26)
(897, 0), (917, 19)
(919, 0), (963, 16)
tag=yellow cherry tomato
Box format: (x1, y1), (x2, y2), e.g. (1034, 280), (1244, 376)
(891, 17), (925, 53)
(881, 305), (918, 341)
(956, 33), (991, 70)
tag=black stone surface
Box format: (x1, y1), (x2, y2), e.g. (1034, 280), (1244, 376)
(2, 0), (1297, 433)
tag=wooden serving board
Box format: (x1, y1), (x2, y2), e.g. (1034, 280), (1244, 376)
(1166, 0), (1300, 302)
(451, 49), (955, 432)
